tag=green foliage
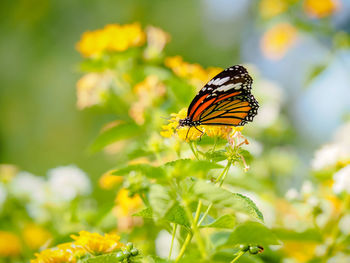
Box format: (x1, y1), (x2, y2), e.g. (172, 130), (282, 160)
(227, 222), (280, 246)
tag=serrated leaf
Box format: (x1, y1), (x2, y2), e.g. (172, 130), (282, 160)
(112, 164), (165, 179)
(227, 221), (280, 246)
(90, 122), (142, 153)
(200, 214), (235, 229)
(134, 208), (153, 218)
(193, 180), (264, 221)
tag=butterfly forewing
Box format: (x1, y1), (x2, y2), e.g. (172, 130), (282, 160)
(186, 65), (258, 126)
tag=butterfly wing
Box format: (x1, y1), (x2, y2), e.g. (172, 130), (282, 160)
(187, 65), (258, 126)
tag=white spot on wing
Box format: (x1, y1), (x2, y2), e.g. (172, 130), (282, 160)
(212, 76), (230, 86)
(216, 83), (241, 92)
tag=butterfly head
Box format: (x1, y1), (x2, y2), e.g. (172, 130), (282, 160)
(178, 117), (199, 128)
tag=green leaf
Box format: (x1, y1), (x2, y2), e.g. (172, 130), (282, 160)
(192, 180), (264, 221)
(200, 214), (236, 229)
(134, 205), (190, 227)
(112, 164), (165, 179)
(227, 221), (280, 246)
(86, 253), (120, 263)
(204, 150), (227, 162)
(305, 64), (328, 88)
(164, 203), (190, 227)
(149, 184), (174, 218)
(90, 122), (142, 153)
(134, 208), (153, 218)
(273, 228), (322, 242)
(165, 159), (223, 179)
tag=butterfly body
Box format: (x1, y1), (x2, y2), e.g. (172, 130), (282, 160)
(178, 65), (259, 129)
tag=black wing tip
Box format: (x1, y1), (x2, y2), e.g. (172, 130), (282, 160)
(238, 94), (259, 126)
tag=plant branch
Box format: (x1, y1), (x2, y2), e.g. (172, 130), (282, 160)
(168, 223), (177, 260)
(230, 251), (245, 263)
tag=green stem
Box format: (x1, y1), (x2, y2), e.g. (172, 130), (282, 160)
(230, 251), (245, 263)
(322, 194), (350, 262)
(197, 162), (231, 227)
(168, 223), (178, 260)
(189, 142), (200, 160)
(175, 233), (192, 262)
(176, 200), (207, 261)
(197, 203), (212, 227)
(215, 161), (231, 183)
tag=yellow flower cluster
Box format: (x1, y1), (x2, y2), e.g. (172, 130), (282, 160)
(76, 23), (146, 57)
(99, 170), (123, 190)
(259, 0), (289, 18)
(114, 188), (143, 217)
(165, 56), (222, 88)
(129, 75), (166, 125)
(23, 223), (52, 250)
(31, 231), (123, 262)
(71, 231), (123, 254)
(0, 231), (22, 257)
(304, 0), (339, 18)
(160, 108), (242, 142)
(261, 23), (298, 60)
(31, 242), (84, 263)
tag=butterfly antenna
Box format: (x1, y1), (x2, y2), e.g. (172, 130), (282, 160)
(160, 116), (171, 120)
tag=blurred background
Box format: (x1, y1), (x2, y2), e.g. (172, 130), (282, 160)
(1, 0), (350, 262)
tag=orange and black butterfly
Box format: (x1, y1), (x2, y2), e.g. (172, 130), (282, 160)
(178, 65), (258, 133)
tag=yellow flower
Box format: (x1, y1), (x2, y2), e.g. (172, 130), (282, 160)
(114, 188), (143, 217)
(282, 241), (317, 262)
(129, 75), (166, 125)
(99, 171), (123, 190)
(259, 0), (289, 18)
(22, 223), (52, 250)
(304, 0), (339, 18)
(0, 164), (18, 183)
(261, 23), (298, 60)
(144, 26), (171, 59)
(71, 231), (123, 255)
(31, 242), (85, 263)
(0, 231), (21, 257)
(76, 72), (113, 110)
(165, 56), (222, 88)
(76, 23), (145, 57)
(160, 108), (241, 142)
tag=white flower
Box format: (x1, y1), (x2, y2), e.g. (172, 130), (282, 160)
(285, 188), (299, 201)
(9, 172), (47, 204)
(339, 214), (350, 235)
(333, 165), (350, 194)
(301, 180), (314, 196)
(155, 230), (179, 259)
(47, 165), (91, 203)
(0, 183), (7, 209)
(311, 144), (349, 171)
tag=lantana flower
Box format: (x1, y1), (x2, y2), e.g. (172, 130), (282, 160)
(261, 23), (298, 60)
(76, 23), (145, 58)
(160, 108), (242, 142)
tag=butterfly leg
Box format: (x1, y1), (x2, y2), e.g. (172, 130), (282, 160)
(185, 127), (191, 141)
(194, 126), (204, 141)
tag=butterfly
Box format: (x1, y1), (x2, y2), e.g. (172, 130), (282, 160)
(178, 65), (259, 135)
